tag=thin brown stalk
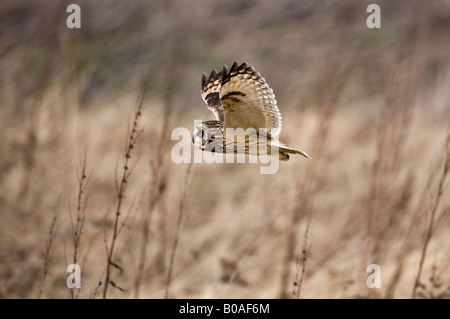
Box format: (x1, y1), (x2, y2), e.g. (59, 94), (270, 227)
(154, 60), (176, 282)
(134, 172), (168, 297)
(38, 196), (61, 299)
(134, 190), (153, 298)
(91, 269), (105, 299)
(385, 161), (438, 298)
(164, 162), (192, 299)
(103, 97), (143, 299)
(293, 212), (312, 299)
(68, 152), (89, 299)
(134, 102), (171, 298)
(412, 132), (449, 298)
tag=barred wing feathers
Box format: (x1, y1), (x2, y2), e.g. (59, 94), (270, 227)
(201, 62), (282, 138)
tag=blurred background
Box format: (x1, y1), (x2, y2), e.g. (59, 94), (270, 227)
(0, 0), (449, 298)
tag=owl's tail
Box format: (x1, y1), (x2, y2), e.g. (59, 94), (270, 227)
(273, 142), (312, 161)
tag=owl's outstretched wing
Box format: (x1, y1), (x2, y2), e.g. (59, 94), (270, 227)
(201, 68), (225, 123)
(220, 62), (282, 137)
(201, 62), (282, 137)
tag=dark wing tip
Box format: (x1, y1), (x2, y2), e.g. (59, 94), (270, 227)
(210, 69), (217, 80)
(239, 62), (248, 70)
(230, 61), (239, 72)
(201, 73), (207, 87)
(222, 64), (228, 77)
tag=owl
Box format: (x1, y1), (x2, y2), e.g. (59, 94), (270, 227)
(193, 61), (311, 161)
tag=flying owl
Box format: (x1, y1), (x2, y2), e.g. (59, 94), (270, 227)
(193, 61), (311, 161)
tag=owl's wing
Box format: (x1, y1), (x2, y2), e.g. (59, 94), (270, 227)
(201, 68), (225, 123)
(220, 62), (282, 138)
(201, 62), (282, 137)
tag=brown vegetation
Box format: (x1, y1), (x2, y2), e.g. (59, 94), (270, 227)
(0, 0), (449, 298)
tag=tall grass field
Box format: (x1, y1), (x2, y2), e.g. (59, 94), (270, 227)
(0, 0), (449, 298)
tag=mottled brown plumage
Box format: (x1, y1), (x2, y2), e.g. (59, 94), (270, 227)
(194, 62), (311, 161)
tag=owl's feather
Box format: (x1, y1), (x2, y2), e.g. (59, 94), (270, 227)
(199, 62), (310, 160)
(201, 61), (282, 138)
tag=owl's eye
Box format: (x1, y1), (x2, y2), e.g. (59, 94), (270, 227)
(197, 130), (202, 137)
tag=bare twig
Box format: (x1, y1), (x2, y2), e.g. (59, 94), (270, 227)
(293, 212), (312, 299)
(103, 96), (144, 299)
(91, 268), (105, 299)
(68, 151), (89, 298)
(412, 132), (449, 298)
(134, 98), (171, 297)
(38, 196), (61, 299)
(164, 162), (192, 298)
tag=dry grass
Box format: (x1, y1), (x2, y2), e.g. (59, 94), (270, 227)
(0, 0), (449, 299)
(412, 132), (449, 298)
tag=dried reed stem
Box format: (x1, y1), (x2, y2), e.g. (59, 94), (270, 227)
(103, 97), (143, 299)
(134, 98), (171, 298)
(293, 212), (312, 299)
(385, 156), (438, 297)
(38, 197), (61, 299)
(412, 132), (449, 298)
(164, 162), (192, 298)
(68, 152), (89, 299)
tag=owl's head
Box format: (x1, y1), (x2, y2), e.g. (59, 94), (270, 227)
(192, 120), (223, 151)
